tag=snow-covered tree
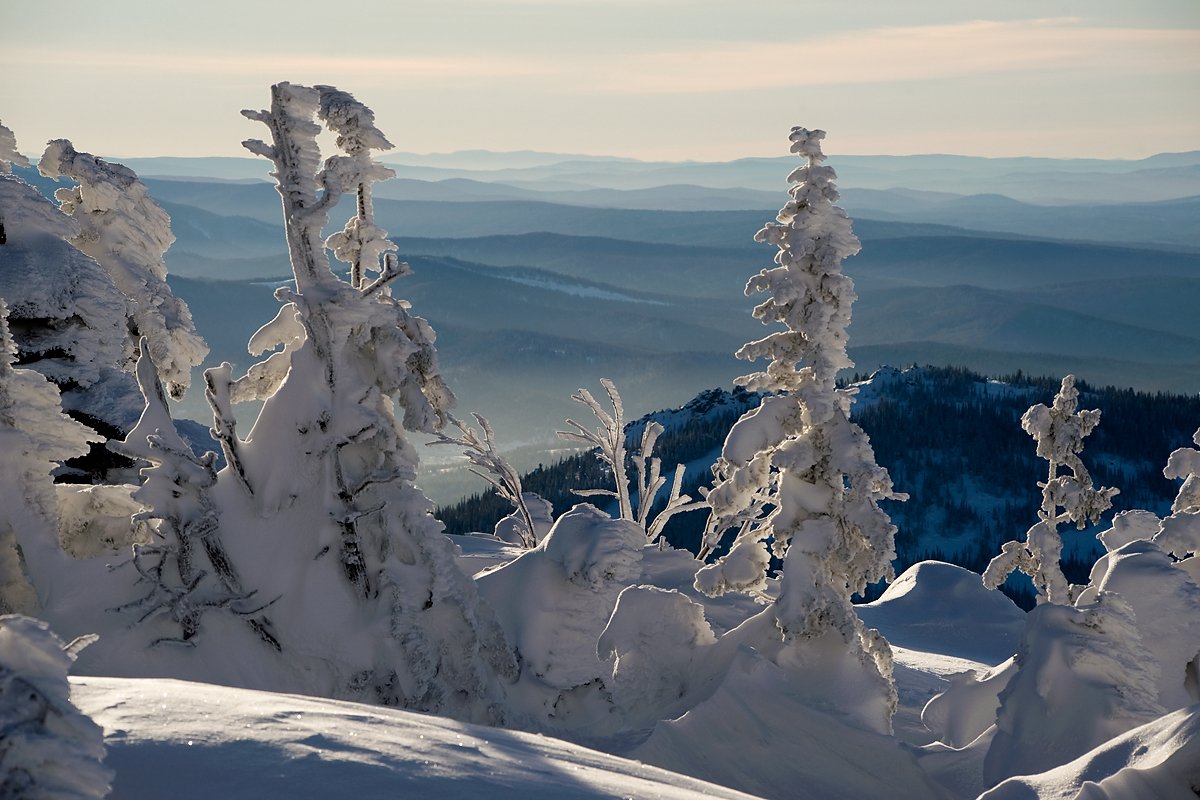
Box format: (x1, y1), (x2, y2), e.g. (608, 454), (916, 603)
(0, 615), (110, 799)
(696, 127), (903, 667)
(1155, 428), (1200, 570)
(984, 375), (1119, 604)
(0, 300), (97, 614)
(37, 140), (207, 400)
(215, 82), (516, 720)
(559, 379), (703, 540)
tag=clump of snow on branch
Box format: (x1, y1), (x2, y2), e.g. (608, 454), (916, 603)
(0, 120), (30, 174)
(37, 140), (207, 399)
(0, 615), (111, 799)
(984, 375), (1119, 604)
(697, 127), (904, 654)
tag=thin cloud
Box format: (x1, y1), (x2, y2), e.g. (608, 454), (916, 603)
(0, 48), (539, 81)
(589, 18), (1200, 93)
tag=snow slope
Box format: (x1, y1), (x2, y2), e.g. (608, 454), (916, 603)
(71, 676), (759, 800)
(980, 704), (1200, 800)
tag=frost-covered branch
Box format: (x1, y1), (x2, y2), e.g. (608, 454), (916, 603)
(646, 463), (707, 543)
(984, 375), (1119, 604)
(559, 379), (632, 520)
(204, 363), (253, 496)
(430, 414), (538, 548)
(113, 340), (279, 649)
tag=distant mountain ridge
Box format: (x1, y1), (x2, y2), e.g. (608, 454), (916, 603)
(38, 148), (1199, 203)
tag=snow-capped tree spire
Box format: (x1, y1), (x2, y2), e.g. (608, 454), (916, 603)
(984, 375), (1119, 604)
(696, 128), (904, 720)
(317, 85), (400, 291)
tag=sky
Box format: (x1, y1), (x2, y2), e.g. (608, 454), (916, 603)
(2, 0), (1198, 162)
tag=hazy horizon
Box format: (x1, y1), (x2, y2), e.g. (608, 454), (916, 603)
(3, 1), (1196, 162)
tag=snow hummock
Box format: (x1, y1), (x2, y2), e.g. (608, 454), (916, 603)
(70, 676), (759, 800)
(858, 560), (1025, 666)
(980, 704), (1200, 800)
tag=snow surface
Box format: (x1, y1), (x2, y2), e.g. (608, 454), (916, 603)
(980, 704), (1200, 800)
(70, 676), (759, 800)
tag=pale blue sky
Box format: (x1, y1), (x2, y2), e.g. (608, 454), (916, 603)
(2, 0), (1197, 160)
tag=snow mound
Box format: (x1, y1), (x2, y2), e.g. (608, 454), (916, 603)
(71, 676), (759, 800)
(634, 631), (943, 800)
(476, 504), (644, 689)
(857, 560), (1026, 664)
(983, 594), (1166, 786)
(980, 704), (1200, 800)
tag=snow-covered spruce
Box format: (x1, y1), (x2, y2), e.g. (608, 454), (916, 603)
(0, 615), (111, 799)
(984, 375), (1118, 604)
(37, 140), (207, 400)
(209, 82), (515, 721)
(0, 300), (97, 615)
(696, 126), (903, 705)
